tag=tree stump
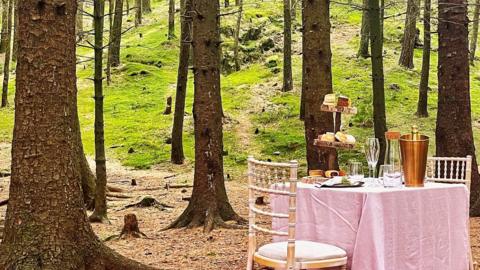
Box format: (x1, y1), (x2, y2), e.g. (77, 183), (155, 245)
(120, 214), (147, 239)
(163, 96), (172, 115)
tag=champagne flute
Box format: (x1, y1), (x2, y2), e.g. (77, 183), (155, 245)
(364, 138), (380, 178)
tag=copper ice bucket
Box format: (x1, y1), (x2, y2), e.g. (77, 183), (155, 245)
(400, 134), (429, 187)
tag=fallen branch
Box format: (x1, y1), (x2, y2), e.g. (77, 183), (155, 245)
(107, 185), (126, 193)
(107, 193), (132, 199)
(164, 174), (177, 179)
(165, 184), (192, 189)
(0, 199), (8, 207)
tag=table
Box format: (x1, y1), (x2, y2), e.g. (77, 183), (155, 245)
(271, 182), (470, 270)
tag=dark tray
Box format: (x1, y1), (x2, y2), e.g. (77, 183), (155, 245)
(316, 181), (364, 188)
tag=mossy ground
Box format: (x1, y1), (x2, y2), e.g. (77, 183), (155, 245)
(0, 0), (479, 178)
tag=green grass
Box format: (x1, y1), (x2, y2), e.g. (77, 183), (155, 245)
(0, 0), (479, 178)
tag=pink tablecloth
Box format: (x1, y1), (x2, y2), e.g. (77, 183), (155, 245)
(272, 182), (470, 270)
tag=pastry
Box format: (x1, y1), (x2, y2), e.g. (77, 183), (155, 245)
(321, 132), (336, 142)
(323, 94), (336, 106)
(335, 132), (356, 145)
(345, 134), (356, 144)
(337, 96), (350, 107)
(309, 170), (325, 177)
(325, 170), (339, 178)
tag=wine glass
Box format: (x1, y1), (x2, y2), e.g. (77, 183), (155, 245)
(364, 138), (380, 178)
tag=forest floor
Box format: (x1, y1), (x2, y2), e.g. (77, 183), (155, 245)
(2, 150), (480, 269)
(1, 0), (480, 269)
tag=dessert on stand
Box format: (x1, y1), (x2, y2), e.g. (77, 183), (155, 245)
(303, 94), (358, 184)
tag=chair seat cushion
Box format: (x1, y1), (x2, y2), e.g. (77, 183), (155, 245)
(257, 240), (346, 262)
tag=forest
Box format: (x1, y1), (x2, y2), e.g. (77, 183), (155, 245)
(0, 0), (479, 269)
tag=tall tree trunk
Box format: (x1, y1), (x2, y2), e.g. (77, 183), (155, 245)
(399, 0), (419, 68)
(0, 0), (8, 53)
(437, 0), (480, 216)
(357, 0), (370, 58)
(168, 0), (175, 39)
(142, 0), (151, 13)
(106, 0), (114, 85)
(135, 0), (141, 27)
(126, 0), (129, 15)
(283, 0), (293, 91)
(416, 0), (430, 117)
(110, 0), (124, 67)
(0, 0), (12, 108)
(303, 0), (339, 171)
(77, 0), (84, 40)
(89, 0), (108, 223)
(171, 0), (192, 165)
(224, 0), (229, 7)
(167, 0), (243, 232)
(75, 109), (97, 209)
(233, 0), (243, 71)
(0, 0), (158, 268)
(10, 0), (16, 62)
(470, 0), (480, 65)
(369, 0), (387, 167)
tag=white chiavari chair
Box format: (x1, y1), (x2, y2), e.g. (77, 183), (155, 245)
(426, 155), (474, 270)
(246, 157), (347, 270)
(426, 156), (472, 191)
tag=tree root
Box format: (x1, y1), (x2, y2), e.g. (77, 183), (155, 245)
(164, 205), (246, 232)
(89, 212), (111, 224)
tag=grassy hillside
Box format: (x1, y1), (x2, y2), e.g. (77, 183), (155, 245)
(0, 0), (479, 178)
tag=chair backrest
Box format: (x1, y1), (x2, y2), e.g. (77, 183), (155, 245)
(247, 156), (298, 269)
(426, 156), (472, 191)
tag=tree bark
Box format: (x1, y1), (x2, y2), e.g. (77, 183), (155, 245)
(135, 0), (141, 27)
(168, 0), (175, 39)
(357, 0), (370, 58)
(110, 0), (123, 67)
(0, 0), (8, 53)
(0, 1), (157, 268)
(233, 0), (243, 71)
(167, 0), (243, 232)
(470, 0), (480, 65)
(0, 0), (12, 108)
(369, 0), (387, 167)
(302, 0), (339, 171)
(399, 0), (419, 69)
(437, 0), (480, 216)
(283, 0), (293, 91)
(416, 0), (430, 117)
(76, 0), (84, 40)
(142, 0), (151, 13)
(171, 0), (192, 165)
(89, 0), (109, 223)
